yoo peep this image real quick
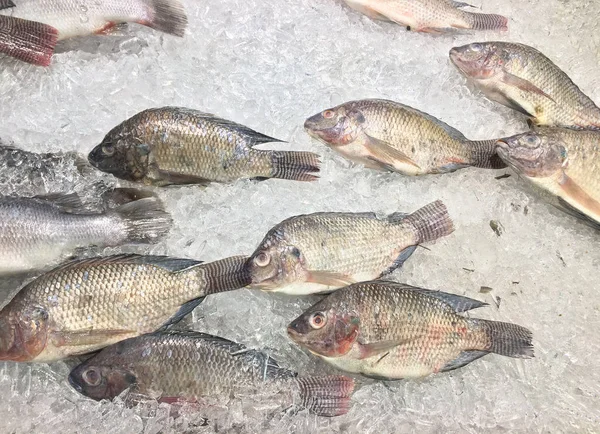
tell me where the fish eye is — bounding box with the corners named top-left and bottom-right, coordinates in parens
top-left (322, 110), bottom-right (335, 119)
top-left (254, 252), bottom-right (271, 267)
top-left (102, 143), bottom-right (116, 156)
top-left (309, 312), bottom-right (327, 330)
top-left (82, 368), bottom-right (102, 386)
top-left (471, 43), bottom-right (483, 52)
top-left (525, 135), bottom-right (539, 145)
top-left (290, 247), bottom-right (301, 258)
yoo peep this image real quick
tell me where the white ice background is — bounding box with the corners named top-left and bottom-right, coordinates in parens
top-left (0, 0), bottom-right (599, 432)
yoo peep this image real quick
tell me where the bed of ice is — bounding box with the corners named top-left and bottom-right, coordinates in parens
top-left (0, 0), bottom-right (599, 432)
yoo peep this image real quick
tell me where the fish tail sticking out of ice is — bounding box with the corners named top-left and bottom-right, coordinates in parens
top-left (401, 200), bottom-right (454, 243)
top-left (269, 151), bottom-right (321, 182)
top-left (462, 11), bottom-right (508, 31)
top-left (296, 376), bottom-right (355, 417)
top-left (140, 0), bottom-right (188, 37)
top-left (111, 197), bottom-right (172, 243)
top-left (0, 15), bottom-right (58, 66)
top-left (467, 139), bottom-right (508, 169)
top-left (469, 319), bottom-right (534, 358)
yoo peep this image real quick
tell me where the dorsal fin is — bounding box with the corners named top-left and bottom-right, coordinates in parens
top-left (47, 255), bottom-right (203, 275)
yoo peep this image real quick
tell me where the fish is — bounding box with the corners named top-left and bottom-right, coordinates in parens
top-left (0, 254), bottom-right (251, 362)
top-left (304, 99), bottom-right (506, 175)
top-left (449, 42), bottom-right (600, 129)
top-left (0, 0), bottom-right (187, 40)
top-left (288, 281), bottom-right (534, 379)
top-left (245, 200), bottom-right (454, 295)
top-left (496, 128), bottom-right (600, 228)
top-left (88, 107), bottom-right (321, 186)
top-left (68, 330), bottom-right (355, 417)
top-left (0, 15), bottom-right (57, 66)
top-left (0, 194), bottom-right (172, 275)
top-left (341, 0), bottom-right (508, 33)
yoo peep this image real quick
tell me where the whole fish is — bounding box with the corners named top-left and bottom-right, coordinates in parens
top-left (496, 128), bottom-right (600, 228)
top-left (342, 0), bottom-right (507, 33)
top-left (305, 99), bottom-right (505, 175)
top-left (89, 107), bottom-right (321, 186)
top-left (69, 331), bottom-right (355, 417)
top-left (0, 254), bottom-right (250, 362)
top-left (0, 14), bottom-right (57, 66)
top-left (288, 281), bottom-right (534, 379)
top-left (0, 0), bottom-right (187, 40)
top-left (245, 200), bottom-right (454, 295)
top-left (0, 195), bottom-right (171, 275)
top-left (450, 42), bottom-right (600, 129)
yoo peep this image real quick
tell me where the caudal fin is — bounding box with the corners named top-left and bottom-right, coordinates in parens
top-left (296, 376), bottom-right (355, 417)
top-left (467, 139), bottom-right (508, 169)
top-left (475, 319), bottom-right (534, 358)
top-left (142, 0), bottom-right (188, 37)
top-left (200, 255), bottom-right (252, 295)
top-left (113, 197), bottom-right (172, 243)
top-left (270, 151), bottom-right (321, 182)
top-left (465, 12), bottom-right (508, 31)
top-left (403, 200), bottom-right (455, 244)
top-left (0, 16), bottom-right (58, 66)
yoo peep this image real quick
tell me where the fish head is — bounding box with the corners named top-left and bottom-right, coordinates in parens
top-left (496, 132), bottom-right (567, 177)
top-left (88, 133), bottom-right (151, 182)
top-left (0, 304), bottom-right (49, 362)
top-left (68, 341), bottom-right (137, 401)
top-left (304, 103), bottom-right (366, 146)
top-left (450, 43), bottom-right (505, 80)
top-left (287, 299), bottom-right (359, 358)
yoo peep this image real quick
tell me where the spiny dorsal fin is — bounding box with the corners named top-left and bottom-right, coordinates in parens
top-left (48, 255), bottom-right (203, 275)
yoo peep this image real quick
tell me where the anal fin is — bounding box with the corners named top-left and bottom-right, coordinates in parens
top-left (439, 350), bottom-right (488, 372)
top-left (160, 297), bottom-right (205, 330)
top-left (380, 245), bottom-right (417, 276)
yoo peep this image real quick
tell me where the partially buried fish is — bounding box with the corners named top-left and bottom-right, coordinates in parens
top-left (245, 200), bottom-right (454, 295)
top-left (0, 0), bottom-right (187, 40)
top-left (0, 254), bottom-right (250, 362)
top-left (341, 0), bottom-right (508, 33)
top-left (0, 194), bottom-right (171, 275)
top-left (69, 331), bottom-right (355, 417)
top-left (288, 281), bottom-right (534, 379)
top-left (305, 99), bottom-right (506, 175)
top-left (450, 42), bottom-right (600, 129)
top-left (496, 128), bottom-right (600, 229)
top-left (0, 14), bottom-right (57, 66)
top-left (89, 107), bottom-right (321, 186)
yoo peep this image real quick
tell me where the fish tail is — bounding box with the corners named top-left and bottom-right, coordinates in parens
top-left (296, 376), bottom-right (355, 417)
top-left (403, 200), bottom-right (455, 244)
top-left (463, 12), bottom-right (508, 31)
top-left (270, 151), bottom-right (321, 182)
top-left (199, 255), bottom-right (252, 295)
top-left (140, 0), bottom-right (188, 37)
top-left (466, 139), bottom-right (508, 169)
top-left (0, 16), bottom-right (58, 66)
top-left (473, 319), bottom-right (534, 358)
top-left (112, 197), bottom-right (172, 243)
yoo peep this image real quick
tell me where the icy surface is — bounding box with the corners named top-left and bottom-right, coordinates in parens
top-left (1, 0), bottom-right (600, 432)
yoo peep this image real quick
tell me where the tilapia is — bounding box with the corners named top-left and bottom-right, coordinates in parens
top-left (0, 0), bottom-right (187, 40)
top-left (0, 14), bottom-right (57, 66)
top-left (0, 195), bottom-right (171, 275)
top-left (0, 254), bottom-right (250, 362)
top-left (342, 0), bottom-right (507, 33)
top-left (288, 281), bottom-right (534, 379)
top-left (69, 331), bottom-right (355, 417)
top-left (245, 200), bottom-right (454, 295)
top-left (305, 99), bottom-right (506, 175)
top-left (496, 128), bottom-right (600, 228)
top-left (88, 107), bottom-right (321, 186)
top-left (450, 42), bottom-right (600, 129)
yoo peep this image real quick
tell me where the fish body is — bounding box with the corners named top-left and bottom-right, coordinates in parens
top-left (0, 195), bottom-right (171, 275)
top-left (245, 201), bottom-right (454, 295)
top-left (0, 14), bottom-right (57, 65)
top-left (342, 0), bottom-right (507, 33)
top-left (288, 281), bottom-right (533, 379)
top-left (89, 107), bottom-right (320, 186)
top-left (68, 331), bottom-right (355, 417)
top-left (496, 128), bottom-right (600, 227)
top-left (0, 255), bottom-right (250, 362)
top-left (0, 0), bottom-right (187, 40)
top-left (305, 99), bottom-right (505, 175)
top-left (450, 42), bottom-right (600, 129)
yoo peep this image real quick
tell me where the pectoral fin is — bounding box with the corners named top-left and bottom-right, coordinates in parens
top-left (502, 71), bottom-right (556, 104)
top-left (358, 340), bottom-right (407, 359)
top-left (153, 168), bottom-right (212, 186)
top-left (557, 176), bottom-right (600, 228)
top-left (306, 270), bottom-right (356, 288)
top-left (50, 329), bottom-right (134, 347)
top-left (363, 135), bottom-right (421, 171)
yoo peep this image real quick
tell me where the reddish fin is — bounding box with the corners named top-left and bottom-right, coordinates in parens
top-left (0, 16), bottom-right (58, 66)
top-left (95, 22), bottom-right (129, 36)
top-left (306, 270), bottom-right (356, 287)
top-left (502, 71), bottom-right (556, 103)
top-left (296, 376), bottom-right (355, 417)
top-left (138, 0), bottom-right (188, 37)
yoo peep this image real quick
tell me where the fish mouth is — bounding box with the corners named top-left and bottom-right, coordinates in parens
top-left (68, 370), bottom-right (84, 394)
